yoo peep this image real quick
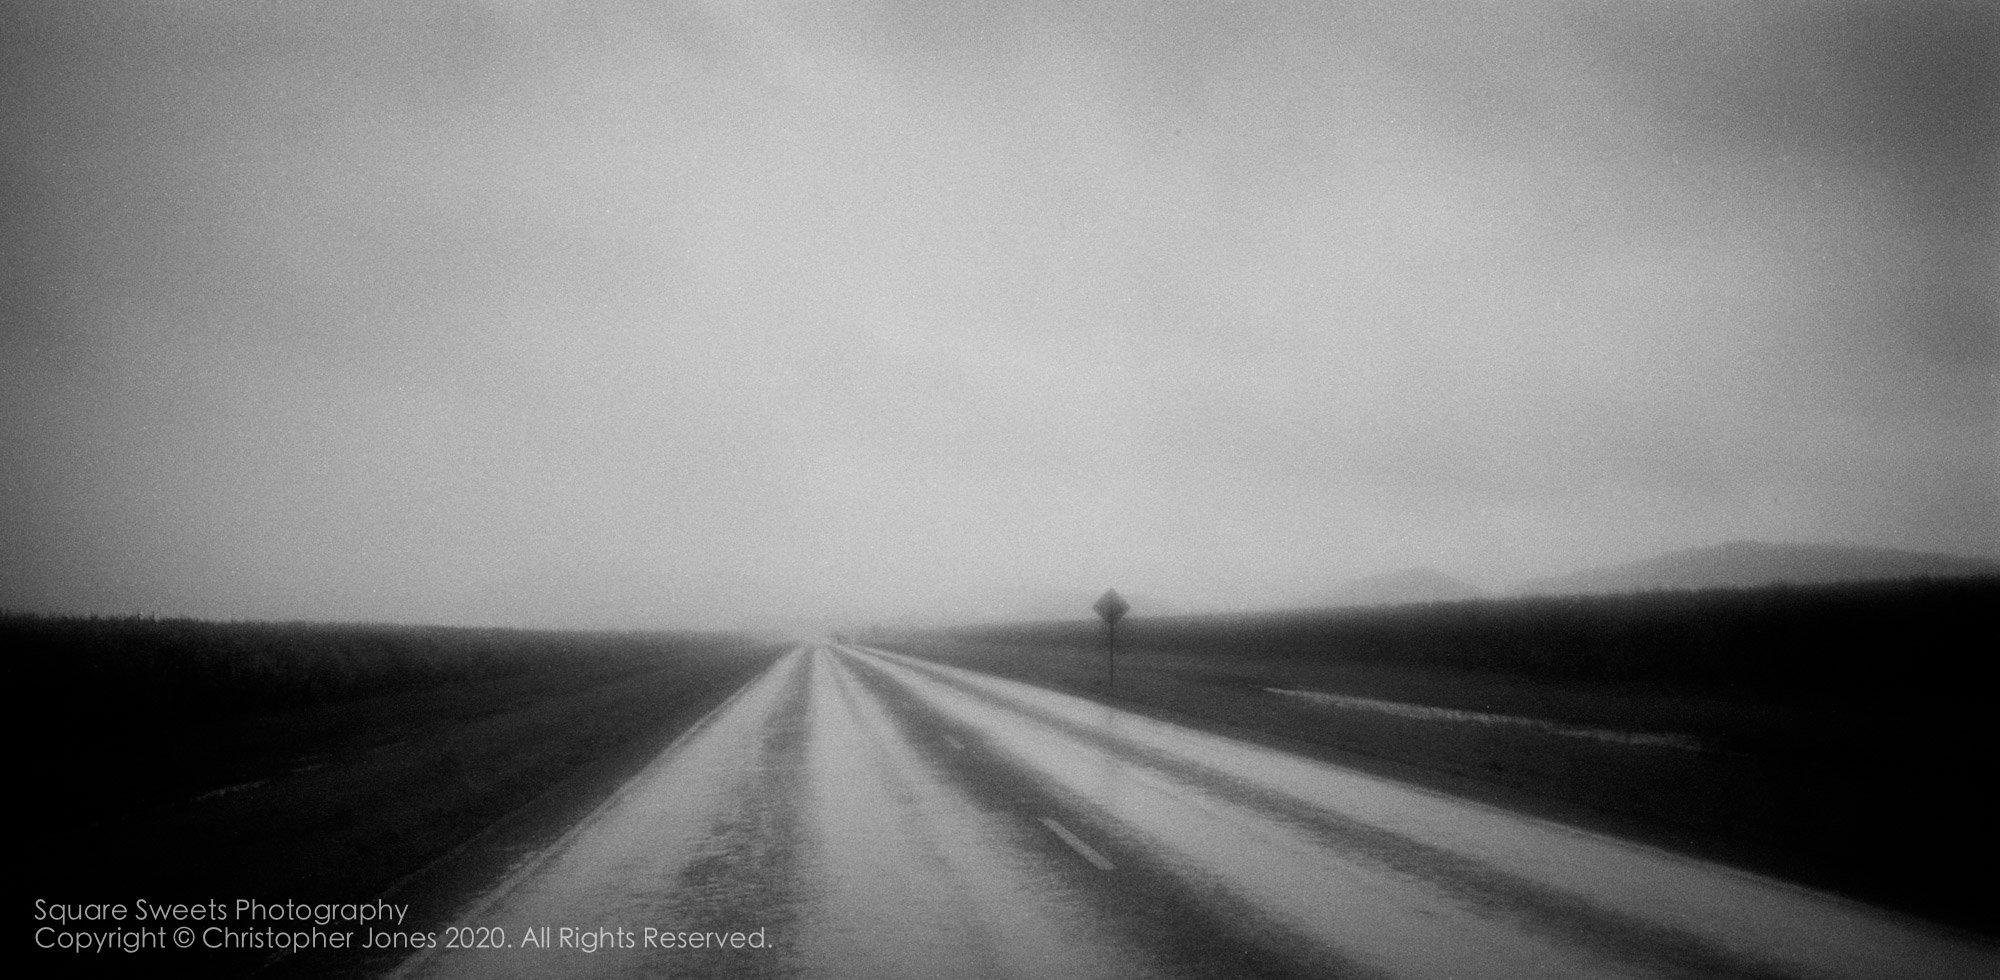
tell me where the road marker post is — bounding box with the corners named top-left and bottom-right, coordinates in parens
top-left (1093, 589), bottom-right (1129, 695)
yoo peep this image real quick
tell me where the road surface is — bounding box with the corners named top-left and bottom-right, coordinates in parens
top-left (395, 644), bottom-right (1996, 979)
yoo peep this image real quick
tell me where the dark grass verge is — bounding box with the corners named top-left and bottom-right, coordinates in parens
top-left (18, 615), bottom-right (786, 977)
top-left (301, 654), bottom-right (792, 980)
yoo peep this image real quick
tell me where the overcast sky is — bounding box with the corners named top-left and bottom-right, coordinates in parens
top-left (4, 0), bottom-right (1994, 629)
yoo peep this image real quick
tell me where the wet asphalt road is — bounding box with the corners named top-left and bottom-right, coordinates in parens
top-left (395, 645), bottom-right (1997, 979)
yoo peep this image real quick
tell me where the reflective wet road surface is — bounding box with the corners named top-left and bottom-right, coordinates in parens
top-left (395, 645), bottom-right (1997, 979)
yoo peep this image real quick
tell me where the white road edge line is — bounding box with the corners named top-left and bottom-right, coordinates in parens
top-left (1040, 817), bottom-right (1116, 870)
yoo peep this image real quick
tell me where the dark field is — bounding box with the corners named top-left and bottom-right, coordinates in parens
top-left (868, 577), bottom-right (1998, 938)
top-left (15, 615), bottom-right (783, 975)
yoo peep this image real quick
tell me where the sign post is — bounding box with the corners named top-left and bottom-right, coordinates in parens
top-left (1093, 589), bottom-right (1129, 694)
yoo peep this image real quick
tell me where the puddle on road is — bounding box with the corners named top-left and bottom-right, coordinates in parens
top-left (1263, 688), bottom-right (1705, 751)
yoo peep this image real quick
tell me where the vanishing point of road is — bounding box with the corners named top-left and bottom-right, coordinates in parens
top-left (395, 644), bottom-right (1997, 979)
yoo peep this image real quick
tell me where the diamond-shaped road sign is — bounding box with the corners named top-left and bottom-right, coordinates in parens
top-left (1093, 589), bottom-right (1129, 625)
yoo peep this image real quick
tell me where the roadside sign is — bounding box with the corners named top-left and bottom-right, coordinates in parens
top-left (1093, 589), bottom-right (1129, 624)
top-left (1094, 589), bottom-right (1128, 694)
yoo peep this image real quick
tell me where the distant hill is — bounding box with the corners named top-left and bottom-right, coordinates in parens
top-left (1308, 567), bottom-right (1485, 608)
top-left (1515, 541), bottom-right (2000, 597)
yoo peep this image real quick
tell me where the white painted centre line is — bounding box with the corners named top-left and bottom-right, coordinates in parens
top-left (1040, 818), bottom-right (1116, 870)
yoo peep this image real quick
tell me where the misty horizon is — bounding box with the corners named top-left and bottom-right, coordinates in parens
top-left (5, 1), bottom-right (1995, 632)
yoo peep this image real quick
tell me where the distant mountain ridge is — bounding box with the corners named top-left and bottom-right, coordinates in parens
top-left (1515, 541), bottom-right (2000, 597)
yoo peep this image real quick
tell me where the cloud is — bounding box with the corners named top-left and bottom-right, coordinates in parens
top-left (4, 1), bottom-right (1993, 626)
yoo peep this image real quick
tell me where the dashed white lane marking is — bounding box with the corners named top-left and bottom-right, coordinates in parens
top-left (1039, 818), bottom-right (1116, 870)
